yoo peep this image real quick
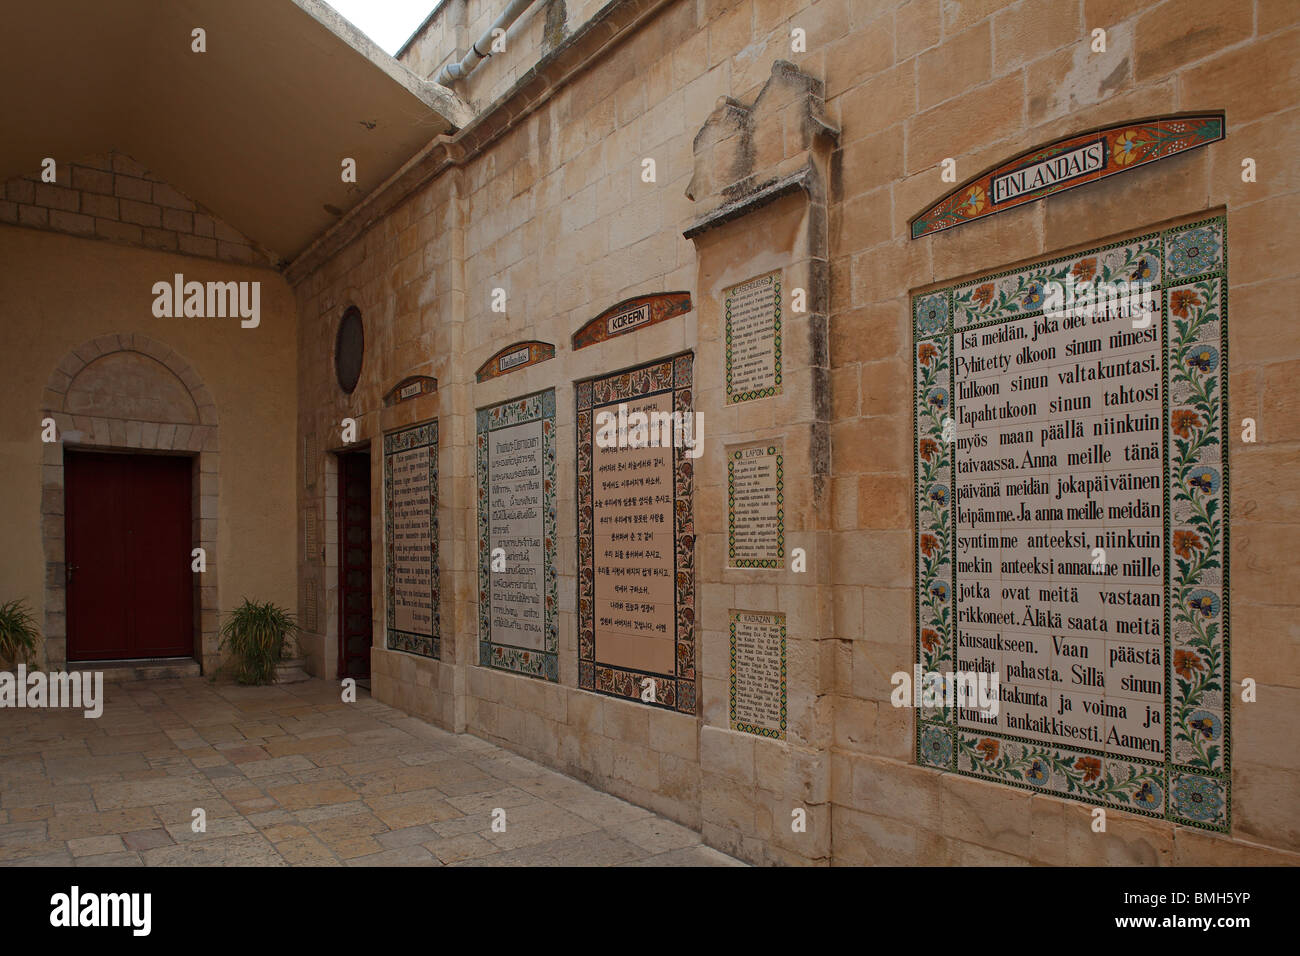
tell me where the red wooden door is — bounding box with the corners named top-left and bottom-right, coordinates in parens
top-left (338, 451), bottom-right (372, 678)
top-left (65, 451), bottom-right (194, 661)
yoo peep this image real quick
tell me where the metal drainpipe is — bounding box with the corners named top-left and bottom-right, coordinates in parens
top-left (435, 0), bottom-right (537, 86)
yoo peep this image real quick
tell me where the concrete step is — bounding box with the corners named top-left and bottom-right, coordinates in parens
top-left (275, 659), bottom-right (312, 684)
top-left (67, 658), bottom-right (202, 682)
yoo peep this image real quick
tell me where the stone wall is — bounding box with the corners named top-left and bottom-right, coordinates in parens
top-left (0, 152), bottom-right (274, 267)
top-left (398, 0), bottom-right (609, 111)
top-left (824, 0), bottom-right (1299, 865)
top-left (293, 0), bottom-right (1300, 865)
top-left (0, 225), bottom-right (298, 674)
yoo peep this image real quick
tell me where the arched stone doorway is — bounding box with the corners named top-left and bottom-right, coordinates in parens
top-left (41, 333), bottom-right (220, 671)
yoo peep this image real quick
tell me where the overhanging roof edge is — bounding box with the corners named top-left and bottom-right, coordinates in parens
top-left (291, 0), bottom-right (473, 127)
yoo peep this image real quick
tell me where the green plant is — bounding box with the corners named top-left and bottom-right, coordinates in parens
top-left (0, 599), bottom-right (40, 667)
top-left (219, 598), bottom-right (299, 685)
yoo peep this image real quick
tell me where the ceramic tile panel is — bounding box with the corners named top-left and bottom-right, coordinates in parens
top-left (912, 216), bottom-right (1229, 830)
top-left (477, 390), bottom-right (558, 681)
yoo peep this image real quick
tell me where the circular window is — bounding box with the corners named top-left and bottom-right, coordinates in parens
top-left (335, 306), bottom-right (364, 394)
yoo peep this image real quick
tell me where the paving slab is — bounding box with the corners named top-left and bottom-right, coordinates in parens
top-left (0, 677), bottom-right (742, 867)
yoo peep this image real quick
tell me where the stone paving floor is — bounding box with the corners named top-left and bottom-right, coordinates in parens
top-left (0, 677), bottom-right (743, 867)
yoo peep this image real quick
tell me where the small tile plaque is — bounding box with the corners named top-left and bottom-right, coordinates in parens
top-left (572, 292), bottom-right (692, 350)
top-left (727, 442), bottom-right (784, 568)
top-left (382, 375), bottom-right (438, 406)
top-left (729, 610), bottom-right (787, 739)
top-left (304, 509), bottom-right (317, 561)
top-left (475, 341), bottom-right (556, 381)
top-left (303, 581), bottom-right (318, 633)
top-left (724, 271), bottom-right (783, 404)
top-left (303, 433), bottom-right (318, 488)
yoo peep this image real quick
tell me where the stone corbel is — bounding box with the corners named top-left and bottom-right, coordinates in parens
top-left (683, 59), bottom-right (840, 237)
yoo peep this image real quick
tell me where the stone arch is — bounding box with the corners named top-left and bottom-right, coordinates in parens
top-left (40, 333), bottom-right (220, 672)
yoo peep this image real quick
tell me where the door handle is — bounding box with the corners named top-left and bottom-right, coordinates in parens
top-left (66, 564), bottom-right (79, 584)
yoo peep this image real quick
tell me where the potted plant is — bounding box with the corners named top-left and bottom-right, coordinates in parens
top-left (0, 598), bottom-right (40, 668)
top-left (219, 598), bottom-right (304, 685)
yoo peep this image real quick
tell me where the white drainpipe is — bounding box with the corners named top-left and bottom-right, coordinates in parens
top-left (436, 0), bottom-right (538, 86)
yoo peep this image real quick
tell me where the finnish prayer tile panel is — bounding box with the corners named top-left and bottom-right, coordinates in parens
top-left (913, 216), bottom-right (1229, 830)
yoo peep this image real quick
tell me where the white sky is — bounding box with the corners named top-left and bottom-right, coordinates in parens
top-left (324, 0), bottom-right (438, 55)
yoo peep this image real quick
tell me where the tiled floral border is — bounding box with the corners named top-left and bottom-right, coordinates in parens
top-left (913, 216), bottom-right (1229, 831)
top-left (724, 270), bottom-right (783, 404)
top-left (384, 420), bottom-right (440, 659)
top-left (576, 354), bottom-right (697, 714)
top-left (476, 390), bottom-right (558, 681)
top-left (727, 444), bottom-right (785, 568)
top-left (949, 233), bottom-right (1163, 331)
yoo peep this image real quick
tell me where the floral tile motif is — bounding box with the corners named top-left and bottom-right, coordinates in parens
top-left (913, 215), bottom-right (1229, 831)
top-left (918, 722), bottom-right (954, 769)
top-left (1165, 219), bottom-right (1225, 281)
top-left (476, 390), bottom-right (558, 682)
top-left (384, 420), bottom-right (440, 660)
top-left (951, 233), bottom-right (1161, 329)
top-left (576, 354), bottom-right (696, 714)
top-left (1170, 770), bottom-right (1229, 828)
top-left (913, 291), bottom-right (950, 339)
top-left (957, 732), bottom-right (1167, 814)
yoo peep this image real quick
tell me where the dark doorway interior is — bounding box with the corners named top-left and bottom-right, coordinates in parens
top-left (337, 449), bottom-right (373, 679)
top-left (65, 450), bottom-right (194, 661)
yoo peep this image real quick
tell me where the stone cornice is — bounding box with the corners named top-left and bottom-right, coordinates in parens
top-left (285, 0), bottom-right (676, 287)
top-left (682, 167), bottom-right (815, 240)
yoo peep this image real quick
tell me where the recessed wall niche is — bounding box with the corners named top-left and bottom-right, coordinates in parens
top-left (335, 305), bottom-right (364, 394)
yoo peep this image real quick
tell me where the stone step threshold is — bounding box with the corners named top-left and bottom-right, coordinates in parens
top-left (66, 657), bottom-right (201, 682)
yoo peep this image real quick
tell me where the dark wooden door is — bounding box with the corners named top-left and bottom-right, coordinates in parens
top-left (337, 451), bottom-right (373, 679)
top-left (65, 451), bottom-right (194, 661)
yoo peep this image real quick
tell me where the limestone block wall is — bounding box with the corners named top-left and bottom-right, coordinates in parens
top-left (398, 0), bottom-right (610, 111)
top-left (0, 152), bottom-right (274, 267)
top-left (824, 0), bottom-right (1300, 864)
top-left (0, 226), bottom-right (298, 673)
top-left (294, 0), bottom-right (1300, 865)
top-left (297, 0), bottom-right (833, 861)
top-left (294, 168), bottom-right (464, 716)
